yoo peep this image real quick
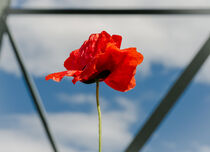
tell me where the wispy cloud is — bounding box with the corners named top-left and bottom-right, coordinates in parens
top-left (0, 129), bottom-right (52, 152)
top-left (0, 95), bottom-right (143, 152)
top-left (197, 144), bottom-right (210, 152)
top-left (1, 15), bottom-right (210, 84)
top-left (58, 93), bottom-right (96, 104)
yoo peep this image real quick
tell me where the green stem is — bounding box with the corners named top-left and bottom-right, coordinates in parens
top-left (96, 80), bottom-right (102, 152)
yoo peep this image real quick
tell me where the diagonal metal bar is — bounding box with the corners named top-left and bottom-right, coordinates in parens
top-left (125, 35), bottom-right (210, 152)
top-left (3, 21), bottom-right (59, 152)
top-left (7, 8), bottom-right (210, 15)
top-left (0, 0), bottom-right (10, 57)
top-left (0, 19), bottom-right (5, 55)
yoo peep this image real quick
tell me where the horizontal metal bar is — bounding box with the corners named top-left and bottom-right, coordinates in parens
top-left (7, 8), bottom-right (210, 15)
top-left (125, 35), bottom-right (210, 152)
top-left (4, 21), bottom-right (59, 152)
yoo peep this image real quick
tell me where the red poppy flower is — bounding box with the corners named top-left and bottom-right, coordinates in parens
top-left (46, 31), bottom-right (143, 92)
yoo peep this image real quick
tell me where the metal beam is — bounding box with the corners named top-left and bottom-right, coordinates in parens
top-left (0, 0), bottom-right (10, 56)
top-left (125, 35), bottom-right (210, 152)
top-left (7, 8), bottom-right (210, 15)
top-left (3, 21), bottom-right (59, 152)
top-left (0, 19), bottom-right (5, 55)
top-left (0, 0), bottom-right (10, 17)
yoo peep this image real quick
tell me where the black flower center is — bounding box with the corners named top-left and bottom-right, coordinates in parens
top-left (82, 70), bottom-right (111, 84)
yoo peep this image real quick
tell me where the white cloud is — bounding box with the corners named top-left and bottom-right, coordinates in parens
top-left (0, 35), bottom-right (20, 76)
top-left (57, 93), bottom-right (110, 111)
top-left (0, 115), bottom-right (75, 152)
top-left (183, 143), bottom-right (210, 152)
top-left (1, 1), bottom-right (210, 85)
top-left (195, 56), bottom-right (210, 83)
top-left (58, 93), bottom-right (103, 104)
top-left (0, 95), bottom-right (143, 152)
top-left (161, 141), bottom-right (177, 150)
top-left (142, 138), bottom-right (210, 152)
top-left (0, 129), bottom-right (52, 152)
top-left (197, 145), bottom-right (210, 152)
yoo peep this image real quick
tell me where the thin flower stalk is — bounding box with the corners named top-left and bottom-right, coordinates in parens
top-left (96, 80), bottom-right (102, 152)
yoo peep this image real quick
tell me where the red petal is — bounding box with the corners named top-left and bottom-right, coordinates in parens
top-left (46, 31), bottom-right (143, 92)
top-left (104, 44), bottom-right (143, 92)
top-left (112, 35), bottom-right (122, 48)
top-left (45, 70), bottom-right (82, 83)
top-left (64, 49), bottom-right (84, 70)
top-left (76, 43), bottom-right (143, 91)
top-left (63, 31), bottom-right (122, 71)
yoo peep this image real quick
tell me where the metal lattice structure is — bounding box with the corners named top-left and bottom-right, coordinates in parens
top-left (1, 1), bottom-right (210, 152)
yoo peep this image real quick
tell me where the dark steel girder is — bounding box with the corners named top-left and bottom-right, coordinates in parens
top-left (3, 21), bottom-right (59, 152)
top-left (125, 35), bottom-right (210, 152)
top-left (7, 8), bottom-right (210, 15)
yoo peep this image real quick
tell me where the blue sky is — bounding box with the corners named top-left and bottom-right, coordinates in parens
top-left (0, 0), bottom-right (210, 152)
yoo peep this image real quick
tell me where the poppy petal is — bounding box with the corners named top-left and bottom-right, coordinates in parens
top-left (64, 31), bottom-right (122, 71)
top-left (46, 31), bottom-right (143, 92)
top-left (76, 43), bottom-right (143, 91)
top-left (111, 35), bottom-right (122, 48)
top-left (64, 49), bottom-right (84, 70)
top-left (45, 70), bottom-right (82, 82)
top-left (104, 44), bottom-right (143, 92)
